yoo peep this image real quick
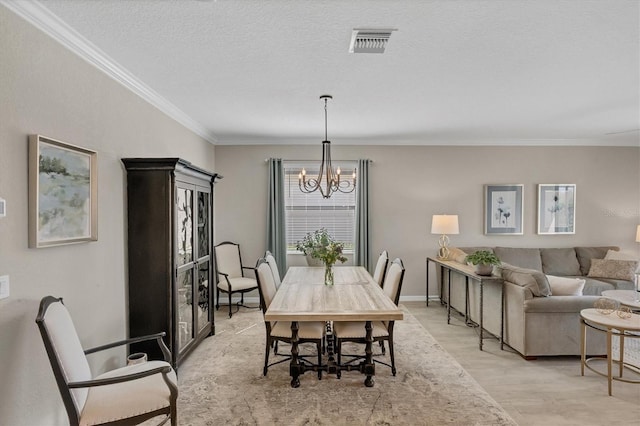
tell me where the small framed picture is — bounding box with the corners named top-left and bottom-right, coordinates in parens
top-left (484, 184), bottom-right (524, 235)
top-left (537, 184), bottom-right (576, 235)
top-left (29, 135), bottom-right (98, 248)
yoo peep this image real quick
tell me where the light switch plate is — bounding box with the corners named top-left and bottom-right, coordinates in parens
top-left (0, 275), bottom-right (9, 299)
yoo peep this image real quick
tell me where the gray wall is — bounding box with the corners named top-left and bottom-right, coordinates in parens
top-left (214, 144), bottom-right (640, 302)
top-left (0, 7), bottom-right (215, 425)
top-left (2, 3), bottom-right (639, 425)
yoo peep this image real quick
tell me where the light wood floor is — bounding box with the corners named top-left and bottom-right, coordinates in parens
top-left (404, 301), bottom-right (640, 426)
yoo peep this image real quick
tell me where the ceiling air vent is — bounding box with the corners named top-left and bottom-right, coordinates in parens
top-left (349, 28), bottom-right (397, 54)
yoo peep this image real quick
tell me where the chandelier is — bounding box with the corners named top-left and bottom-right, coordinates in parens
top-left (298, 95), bottom-right (356, 198)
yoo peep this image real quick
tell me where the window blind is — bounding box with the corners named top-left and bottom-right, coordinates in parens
top-left (284, 161), bottom-right (357, 251)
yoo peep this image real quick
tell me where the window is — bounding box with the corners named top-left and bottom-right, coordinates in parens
top-left (284, 160), bottom-right (357, 252)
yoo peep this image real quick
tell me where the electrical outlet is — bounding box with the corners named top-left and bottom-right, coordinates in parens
top-left (0, 275), bottom-right (9, 299)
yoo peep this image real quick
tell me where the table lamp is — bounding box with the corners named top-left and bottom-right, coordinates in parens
top-left (431, 214), bottom-right (459, 260)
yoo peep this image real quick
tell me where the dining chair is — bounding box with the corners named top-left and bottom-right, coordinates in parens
top-left (264, 250), bottom-right (282, 289)
top-left (254, 259), bottom-right (325, 379)
top-left (214, 241), bottom-right (259, 318)
top-left (36, 296), bottom-right (178, 426)
top-left (372, 250), bottom-right (389, 287)
top-left (333, 258), bottom-right (405, 376)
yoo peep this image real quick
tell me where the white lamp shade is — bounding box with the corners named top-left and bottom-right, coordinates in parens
top-left (431, 215), bottom-right (459, 235)
top-left (636, 225), bottom-right (640, 242)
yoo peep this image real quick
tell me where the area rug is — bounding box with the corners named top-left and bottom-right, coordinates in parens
top-left (176, 307), bottom-right (517, 425)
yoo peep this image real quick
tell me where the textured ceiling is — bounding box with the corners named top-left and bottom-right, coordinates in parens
top-left (14, 0), bottom-right (640, 145)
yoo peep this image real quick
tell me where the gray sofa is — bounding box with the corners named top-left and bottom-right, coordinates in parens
top-left (445, 246), bottom-right (635, 358)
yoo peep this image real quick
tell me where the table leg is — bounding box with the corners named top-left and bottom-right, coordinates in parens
top-left (464, 277), bottom-right (469, 324)
top-left (619, 334), bottom-right (625, 378)
top-left (580, 319), bottom-right (586, 376)
top-left (500, 282), bottom-right (504, 350)
top-left (364, 320), bottom-right (375, 387)
top-left (479, 280), bottom-right (484, 351)
top-left (425, 258), bottom-right (430, 306)
top-left (607, 329), bottom-right (612, 396)
top-left (447, 269), bottom-right (452, 324)
top-left (290, 321), bottom-right (301, 388)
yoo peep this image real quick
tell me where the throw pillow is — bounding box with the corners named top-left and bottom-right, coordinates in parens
top-left (574, 246), bottom-right (619, 275)
top-left (447, 247), bottom-right (468, 264)
top-left (587, 259), bottom-right (638, 281)
top-left (500, 263), bottom-right (551, 297)
top-left (546, 275), bottom-right (586, 296)
top-left (604, 249), bottom-right (637, 261)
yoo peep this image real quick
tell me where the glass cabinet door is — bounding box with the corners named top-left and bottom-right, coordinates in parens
top-left (177, 269), bottom-right (194, 351)
top-left (177, 188), bottom-right (193, 266)
top-left (176, 185), bottom-right (195, 353)
top-left (195, 189), bottom-right (211, 334)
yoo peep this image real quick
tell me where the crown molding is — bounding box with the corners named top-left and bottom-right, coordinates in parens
top-left (2, 0), bottom-right (218, 144)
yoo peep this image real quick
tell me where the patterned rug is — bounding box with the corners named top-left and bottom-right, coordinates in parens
top-left (175, 307), bottom-right (517, 425)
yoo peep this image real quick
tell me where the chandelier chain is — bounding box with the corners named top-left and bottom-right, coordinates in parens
top-left (298, 95), bottom-right (356, 199)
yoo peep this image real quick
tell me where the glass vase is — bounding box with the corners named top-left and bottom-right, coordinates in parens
top-left (324, 263), bottom-right (334, 286)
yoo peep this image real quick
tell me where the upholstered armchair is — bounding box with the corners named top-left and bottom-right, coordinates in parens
top-left (372, 250), bottom-right (389, 287)
top-left (255, 259), bottom-right (325, 379)
top-left (214, 241), bottom-right (259, 318)
top-left (333, 258), bottom-right (405, 376)
top-left (265, 250), bottom-right (282, 289)
top-left (35, 296), bottom-right (178, 426)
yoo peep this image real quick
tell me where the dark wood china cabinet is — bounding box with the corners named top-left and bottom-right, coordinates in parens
top-left (122, 158), bottom-right (221, 368)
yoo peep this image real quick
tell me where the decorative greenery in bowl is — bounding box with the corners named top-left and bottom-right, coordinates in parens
top-left (296, 228), bottom-right (347, 284)
top-left (465, 250), bottom-right (501, 276)
top-left (296, 228), bottom-right (347, 266)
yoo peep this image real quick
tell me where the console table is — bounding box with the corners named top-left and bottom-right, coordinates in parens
top-left (426, 257), bottom-right (503, 351)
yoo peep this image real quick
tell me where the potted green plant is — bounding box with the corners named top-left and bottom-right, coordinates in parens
top-left (296, 228), bottom-right (347, 285)
top-left (465, 250), bottom-right (501, 276)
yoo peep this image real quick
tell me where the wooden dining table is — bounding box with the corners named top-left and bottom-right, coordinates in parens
top-left (264, 266), bottom-right (404, 387)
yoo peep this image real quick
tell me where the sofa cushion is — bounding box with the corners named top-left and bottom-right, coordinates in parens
top-left (524, 295), bottom-right (601, 313)
top-left (494, 247), bottom-right (542, 271)
top-left (574, 246), bottom-right (619, 275)
top-left (540, 248), bottom-right (581, 276)
top-left (501, 263), bottom-right (551, 297)
top-left (580, 277), bottom-right (616, 295)
top-left (458, 247), bottom-right (494, 255)
top-left (546, 275), bottom-right (585, 296)
top-left (588, 258), bottom-right (638, 281)
top-left (604, 249), bottom-right (638, 261)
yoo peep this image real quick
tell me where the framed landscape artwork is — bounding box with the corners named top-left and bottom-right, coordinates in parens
top-left (484, 184), bottom-right (524, 235)
top-left (537, 184), bottom-right (576, 235)
top-left (28, 135), bottom-right (98, 248)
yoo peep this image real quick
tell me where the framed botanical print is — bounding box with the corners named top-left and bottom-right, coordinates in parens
top-left (537, 184), bottom-right (576, 235)
top-left (484, 184), bottom-right (524, 235)
top-left (29, 135), bottom-right (98, 248)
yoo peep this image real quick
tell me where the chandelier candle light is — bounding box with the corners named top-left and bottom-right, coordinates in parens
top-left (431, 214), bottom-right (459, 260)
top-left (298, 95), bottom-right (356, 198)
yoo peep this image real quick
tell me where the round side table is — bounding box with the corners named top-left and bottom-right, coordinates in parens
top-left (601, 290), bottom-right (640, 310)
top-left (580, 308), bottom-right (640, 396)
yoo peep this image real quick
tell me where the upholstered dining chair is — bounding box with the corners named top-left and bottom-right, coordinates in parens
top-left (372, 250), bottom-right (389, 287)
top-left (36, 296), bottom-right (178, 426)
top-left (264, 250), bottom-right (282, 289)
top-left (333, 258), bottom-right (405, 376)
top-left (214, 241), bottom-right (259, 318)
top-left (254, 259), bottom-right (325, 379)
